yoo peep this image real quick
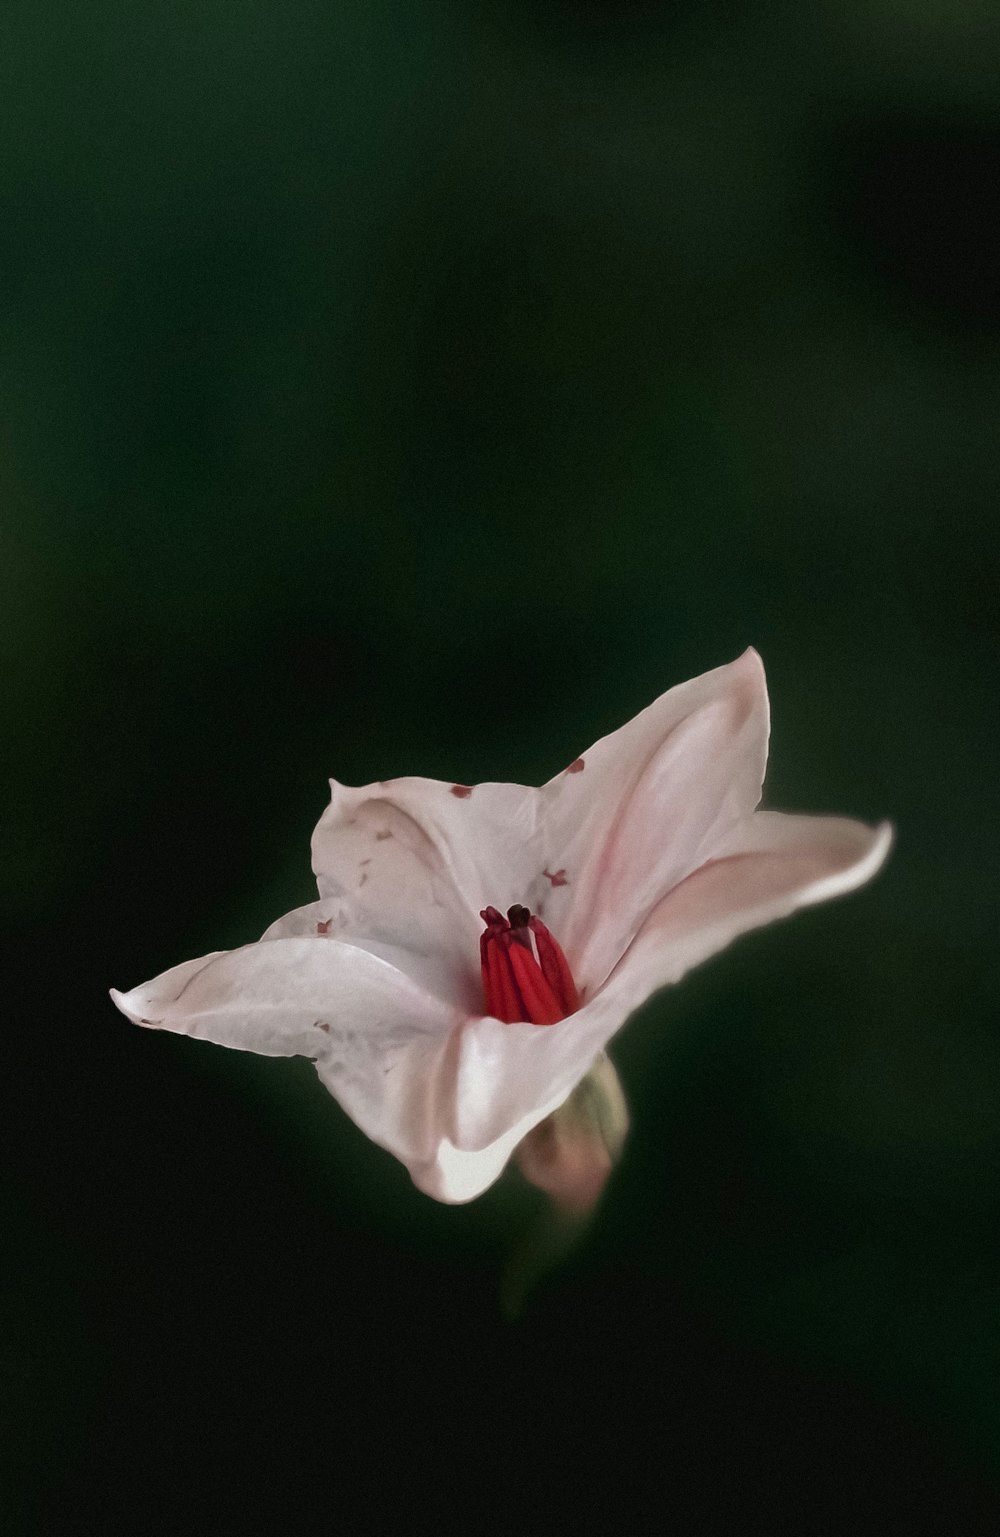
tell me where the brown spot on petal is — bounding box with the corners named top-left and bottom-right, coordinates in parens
top-left (313, 1020), bottom-right (331, 1033)
top-left (450, 784), bottom-right (473, 798)
top-left (315, 919), bottom-right (333, 935)
top-left (359, 857), bottom-right (372, 866)
top-left (566, 757), bottom-right (585, 774)
top-left (358, 872), bottom-right (368, 886)
top-left (138, 1018), bottom-right (161, 1026)
top-left (543, 867), bottom-right (568, 888)
top-left (376, 829), bottom-right (392, 841)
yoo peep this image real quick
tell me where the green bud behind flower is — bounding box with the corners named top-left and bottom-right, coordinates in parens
top-left (514, 1053), bottom-right (629, 1217)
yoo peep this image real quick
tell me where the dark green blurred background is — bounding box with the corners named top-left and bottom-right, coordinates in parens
top-left (4, 1), bottom-right (999, 1531)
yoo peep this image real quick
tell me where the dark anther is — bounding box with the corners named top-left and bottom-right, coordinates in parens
top-left (506, 904), bottom-right (532, 948)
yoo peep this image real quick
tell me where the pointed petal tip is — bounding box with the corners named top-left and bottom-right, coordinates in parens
top-left (732, 644), bottom-right (768, 707)
top-left (784, 812), bottom-right (894, 907)
top-left (109, 985), bottom-right (159, 1029)
top-left (866, 818), bottom-right (895, 877)
top-left (682, 646), bottom-right (767, 714)
top-left (793, 814), bottom-right (894, 912)
top-left (732, 645), bottom-right (767, 693)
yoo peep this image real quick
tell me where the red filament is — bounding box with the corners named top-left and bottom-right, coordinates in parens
top-left (479, 905), bottom-right (580, 1026)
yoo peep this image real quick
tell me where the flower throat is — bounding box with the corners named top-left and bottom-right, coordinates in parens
top-left (479, 905), bottom-right (580, 1026)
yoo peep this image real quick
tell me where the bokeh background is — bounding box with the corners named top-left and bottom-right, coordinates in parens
top-left (4, 1), bottom-right (999, 1531)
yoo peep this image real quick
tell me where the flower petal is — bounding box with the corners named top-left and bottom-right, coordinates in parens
top-left (309, 777), bottom-right (545, 1006)
top-left (612, 811), bottom-right (895, 1002)
top-left (406, 1117), bottom-right (547, 1204)
top-left (447, 812), bottom-right (891, 1154)
top-left (112, 937), bottom-right (461, 1172)
top-left (260, 898), bottom-right (472, 1010)
top-left (538, 649), bottom-right (770, 994)
top-left (111, 936), bottom-right (573, 1205)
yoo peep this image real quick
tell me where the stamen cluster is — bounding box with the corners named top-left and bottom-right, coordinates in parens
top-left (479, 905), bottom-right (580, 1026)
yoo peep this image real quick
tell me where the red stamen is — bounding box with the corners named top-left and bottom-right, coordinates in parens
top-left (480, 916), bottom-right (499, 999)
top-left (529, 916), bottom-right (581, 1015)
top-left (487, 934), bottom-right (524, 1023)
top-left (479, 903), bottom-right (580, 1028)
top-left (507, 942), bottom-right (564, 1025)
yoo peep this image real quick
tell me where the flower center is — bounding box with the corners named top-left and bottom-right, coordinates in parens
top-left (479, 905), bottom-right (580, 1026)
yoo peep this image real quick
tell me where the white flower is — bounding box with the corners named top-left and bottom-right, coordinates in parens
top-left (111, 651), bottom-right (891, 1204)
